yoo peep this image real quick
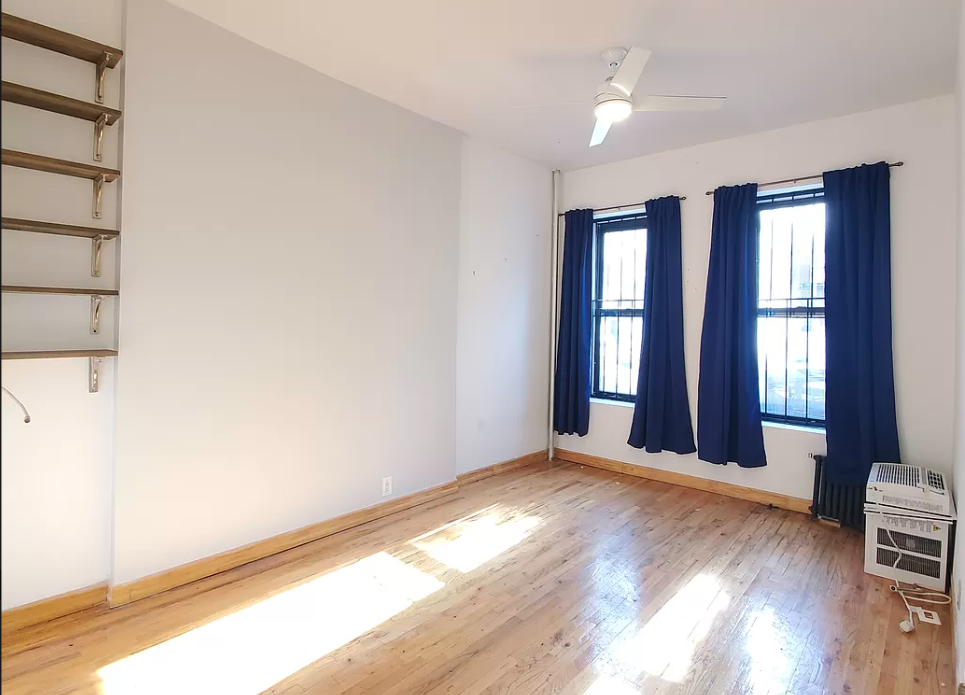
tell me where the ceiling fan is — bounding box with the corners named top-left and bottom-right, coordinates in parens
top-left (589, 47), bottom-right (726, 147)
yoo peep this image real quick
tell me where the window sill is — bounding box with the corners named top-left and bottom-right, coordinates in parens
top-left (762, 420), bottom-right (825, 435)
top-left (590, 397), bottom-right (635, 409)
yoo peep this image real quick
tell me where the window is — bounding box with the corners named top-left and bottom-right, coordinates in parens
top-left (757, 187), bottom-right (826, 427)
top-left (592, 213), bottom-right (647, 402)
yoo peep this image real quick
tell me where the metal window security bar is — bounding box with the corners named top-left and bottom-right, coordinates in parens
top-left (757, 187), bottom-right (826, 426)
top-left (592, 212), bottom-right (648, 402)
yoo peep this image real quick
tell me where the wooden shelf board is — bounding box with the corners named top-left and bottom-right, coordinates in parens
top-left (1, 217), bottom-right (118, 239)
top-left (1, 13), bottom-right (122, 67)
top-left (1, 82), bottom-right (121, 124)
top-left (2, 349), bottom-right (117, 360)
top-left (1, 149), bottom-right (119, 181)
top-left (2, 285), bottom-right (118, 296)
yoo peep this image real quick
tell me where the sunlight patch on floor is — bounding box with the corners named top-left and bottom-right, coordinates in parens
top-left (583, 573), bottom-right (730, 693)
top-left (412, 505), bottom-right (541, 572)
top-left (582, 675), bottom-right (642, 695)
top-left (746, 607), bottom-right (791, 694)
top-left (98, 552), bottom-right (443, 695)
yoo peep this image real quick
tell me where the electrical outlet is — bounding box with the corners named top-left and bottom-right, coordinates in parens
top-left (382, 476), bottom-right (392, 497)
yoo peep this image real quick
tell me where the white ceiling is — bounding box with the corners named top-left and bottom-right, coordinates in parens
top-left (168, 0), bottom-right (959, 171)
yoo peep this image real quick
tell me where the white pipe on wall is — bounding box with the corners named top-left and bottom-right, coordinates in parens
top-left (547, 170), bottom-right (561, 460)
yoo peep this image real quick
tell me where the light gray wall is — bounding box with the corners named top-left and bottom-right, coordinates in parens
top-left (114, 0), bottom-right (462, 584)
top-left (456, 136), bottom-right (551, 474)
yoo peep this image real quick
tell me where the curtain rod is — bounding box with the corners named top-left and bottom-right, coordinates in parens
top-left (703, 161), bottom-right (904, 196)
top-left (556, 196), bottom-right (687, 218)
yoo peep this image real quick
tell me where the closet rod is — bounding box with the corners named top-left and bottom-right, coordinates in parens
top-left (556, 196), bottom-right (686, 218)
top-left (703, 161), bottom-right (904, 196)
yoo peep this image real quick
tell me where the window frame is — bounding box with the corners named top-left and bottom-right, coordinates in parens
top-left (591, 212), bottom-right (648, 403)
top-left (756, 186), bottom-right (827, 428)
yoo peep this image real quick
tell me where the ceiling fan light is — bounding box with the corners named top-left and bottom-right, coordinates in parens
top-left (594, 98), bottom-right (632, 122)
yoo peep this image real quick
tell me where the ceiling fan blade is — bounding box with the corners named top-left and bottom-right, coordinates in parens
top-left (633, 95), bottom-right (726, 111)
top-left (610, 47), bottom-right (651, 97)
top-left (589, 118), bottom-right (612, 147)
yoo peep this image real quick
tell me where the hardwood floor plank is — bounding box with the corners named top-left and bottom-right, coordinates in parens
top-left (0, 462), bottom-right (952, 694)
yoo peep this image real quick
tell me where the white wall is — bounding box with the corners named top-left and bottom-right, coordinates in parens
top-left (952, 0), bottom-right (965, 683)
top-left (112, 0), bottom-right (462, 585)
top-left (558, 96), bottom-right (958, 500)
top-left (456, 137), bottom-right (551, 474)
top-left (0, 0), bottom-right (121, 609)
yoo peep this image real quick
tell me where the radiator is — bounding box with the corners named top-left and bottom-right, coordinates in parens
top-left (811, 454), bottom-right (865, 532)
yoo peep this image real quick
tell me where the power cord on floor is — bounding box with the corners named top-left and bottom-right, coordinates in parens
top-left (882, 521), bottom-right (950, 634)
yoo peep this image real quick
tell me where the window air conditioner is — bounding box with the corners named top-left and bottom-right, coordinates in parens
top-left (864, 463), bottom-right (955, 593)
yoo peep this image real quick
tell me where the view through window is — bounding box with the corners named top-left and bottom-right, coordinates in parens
top-left (592, 213), bottom-right (647, 402)
top-left (757, 188), bottom-right (826, 426)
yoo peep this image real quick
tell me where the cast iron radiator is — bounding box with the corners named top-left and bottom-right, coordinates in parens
top-left (810, 454), bottom-right (865, 532)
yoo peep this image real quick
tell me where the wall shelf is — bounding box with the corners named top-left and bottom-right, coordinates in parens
top-left (1, 82), bottom-right (121, 124)
top-left (1, 13), bottom-right (123, 67)
top-left (2, 285), bottom-right (118, 296)
top-left (1, 149), bottom-right (118, 181)
top-left (1, 349), bottom-right (117, 360)
top-left (2, 149), bottom-right (120, 219)
top-left (2, 286), bottom-right (116, 338)
top-left (1, 216), bottom-right (118, 239)
top-left (1, 218), bottom-right (117, 278)
top-left (2, 349), bottom-right (117, 389)
top-left (2, 81), bottom-right (121, 161)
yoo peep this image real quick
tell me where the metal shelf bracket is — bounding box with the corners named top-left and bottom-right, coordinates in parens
top-left (89, 294), bottom-right (102, 334)
top-left (93, 112), bottom-right (107, 161)
top-left (90, 235), bottom-right (105, 277)
top-left (92, 173), bottom-right (105, 219)
top-left (88, 356), bottom-right (102, 392)
top-left (95, 52), bottom-right (111, 104)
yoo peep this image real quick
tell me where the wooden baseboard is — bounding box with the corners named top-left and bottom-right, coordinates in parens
top-left (109, 480), bottom-right (460, 608)
top-left (456, 449), bottom-right (549, 485)
top-left (554, 449), bottom-right (812, 515)
top-left (1, 582), bottom-right (108, 635)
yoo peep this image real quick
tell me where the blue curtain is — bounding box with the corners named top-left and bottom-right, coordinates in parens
top-left (824, 162), bottom-right (900, 485)
top-left (554, 209), bottom-right (594, 436)
top-left (628, 196), bottom-right (696, 454)
top-left (697, 184), bottom-right (767, 468)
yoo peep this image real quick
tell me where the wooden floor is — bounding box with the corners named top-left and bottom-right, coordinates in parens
top-left (1, 462), bottom-right (954, 694)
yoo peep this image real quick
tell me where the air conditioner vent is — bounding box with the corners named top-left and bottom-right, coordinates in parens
top-left (927, 470), bottom-right (946, 492)
top-left (876, 528), bottom-right (942, 559)
top-left (875, 463), bottom-right (920, 487)
top-left (876, 548), bottom-right (941, 579)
